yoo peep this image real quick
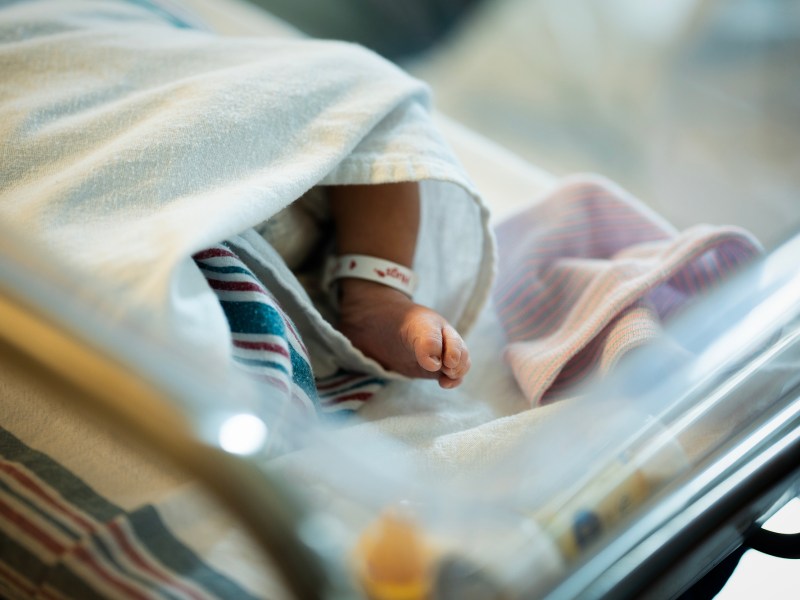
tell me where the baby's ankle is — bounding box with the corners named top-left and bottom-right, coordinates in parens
top-left (337, 278), bottom-right (411, 307)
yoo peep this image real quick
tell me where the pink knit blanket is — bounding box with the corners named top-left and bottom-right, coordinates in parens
top-left (493, 176), bottom-right (762, 406)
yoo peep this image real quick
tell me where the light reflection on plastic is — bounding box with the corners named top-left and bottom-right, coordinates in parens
top-left (687, 272), bottom-right (800, 383)
top-left (218, 414), bottom-right (268, 455)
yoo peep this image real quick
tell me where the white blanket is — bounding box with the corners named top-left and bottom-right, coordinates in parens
top-left (0, 0), bottom-right (493, 380)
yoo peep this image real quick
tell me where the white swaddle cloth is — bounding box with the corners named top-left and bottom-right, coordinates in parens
top-left (0, 0), bottom-right (494, 382)
top-left (254, 188), bottom-right (330, 271)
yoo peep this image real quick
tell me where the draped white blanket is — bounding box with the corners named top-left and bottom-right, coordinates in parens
top-left (0, 0), bottom-right (493, 380)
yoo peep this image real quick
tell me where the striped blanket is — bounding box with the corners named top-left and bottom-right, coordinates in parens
top-left (193, 244), bottom-right (386, 417)
top-left (0, 428), bottom-right (262, 600)
top-left (494, 176), bottom-right (761, 405)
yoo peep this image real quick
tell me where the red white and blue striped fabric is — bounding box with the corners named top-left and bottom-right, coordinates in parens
top-left (315, 371), bottom-right (387, 413)
top-left (493, 176), bottom-right (762, 406)
top-left (193, 244), bottom-right (384, 417)
top-left (0, 428), bottom-right (261, 600)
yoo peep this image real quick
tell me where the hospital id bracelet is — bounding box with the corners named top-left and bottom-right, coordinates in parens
top-left (324, 254), bottom-right (418, 297)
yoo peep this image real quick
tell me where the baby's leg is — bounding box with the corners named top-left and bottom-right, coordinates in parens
top-left (329, 182), bottom-right (470, 388)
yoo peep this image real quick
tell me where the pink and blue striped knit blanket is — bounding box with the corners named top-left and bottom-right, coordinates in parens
top-left (493, 176), bottom-right (761, 406)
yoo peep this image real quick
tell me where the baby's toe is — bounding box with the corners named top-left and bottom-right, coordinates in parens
top-left (442, 331), bottom-right (462, 370)
top-left (438, 372), bottom-right (463, 389)
top-left (442, 325), bottom-right (470, 379)
top-left (410, 320), bottom-right (444, 373)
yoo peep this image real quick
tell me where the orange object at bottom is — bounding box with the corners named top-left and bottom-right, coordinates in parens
top-left (354, 509), bottom-right (436, 600)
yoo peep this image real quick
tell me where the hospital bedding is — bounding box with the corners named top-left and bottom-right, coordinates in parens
top-left (492, 176), bottom-right (759, 406)
top-left (1, 0), bottom-right (796, 598)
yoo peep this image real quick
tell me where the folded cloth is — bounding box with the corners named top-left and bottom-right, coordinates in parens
top-left (493, 176), bottom-right (762, 406)
top-left (0, 0), bottom-right (493, 383)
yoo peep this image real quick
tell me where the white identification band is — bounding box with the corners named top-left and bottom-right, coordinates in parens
top-left (324, 254), bottom-right (418, 297)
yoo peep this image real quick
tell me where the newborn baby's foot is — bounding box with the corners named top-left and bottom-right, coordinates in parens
top-left (336, 279), bottom-right (470, 388)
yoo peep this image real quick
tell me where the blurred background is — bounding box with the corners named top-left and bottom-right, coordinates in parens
top-left (249, 0), bottom-right (799, 251)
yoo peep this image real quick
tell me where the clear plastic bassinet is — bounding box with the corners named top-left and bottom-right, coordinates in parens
top-left (1, 215), bottom-right (799, 599)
